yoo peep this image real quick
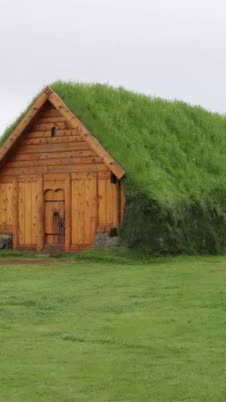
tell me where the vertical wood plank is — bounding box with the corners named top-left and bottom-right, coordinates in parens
top-left (31, 181), bottom-right (38, 245)
top-left (98, 178), bottom-right (106, 226)
top-left (0, 184), bottom-right (2, 224)
top-left (65, 174), bottom-right (71, 252)
top-left (12, 179), bottom-right (18, 249)
top-left (0, 184), bottom-right (7, 224)
top-left (85, 178), bottom-right (91, 244)
top-left (106, 179), bottom-right (113, 225)
top-left (18, 182), bottom-right (25, 245)
top-left (91, 175), bottom-right (97, 243)
top-left (120, 181), bottom-right (126, 223)
top-left (37, 175), bottom-right (44, 251)
top-left (112, 181), bottom-right (119, 227)
top-left (25, 182), bottom-right (32, 244)
top-left (5, 184), bottom-right (9, 225)
top-left (72, 179), bottom-right (80, 245)
top-left (71, 174), bottom-right (97, 248)
top-left (85, 177), bottom-right (96, 244)
top-left (79, 180), bottom-right (86, 244)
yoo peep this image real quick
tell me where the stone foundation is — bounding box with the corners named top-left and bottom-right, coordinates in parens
top-left (0, 234), bottom-right (13, 249)
top-left (94, 233), bottom-right (121, 249)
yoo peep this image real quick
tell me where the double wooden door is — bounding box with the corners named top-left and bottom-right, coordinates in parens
top-left (17, 172), bottom-right (98, 252)
top-left (16, 175), bottom-right (68, 251)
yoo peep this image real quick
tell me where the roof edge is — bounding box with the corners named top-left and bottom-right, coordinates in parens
top-left (0, 90), bottom-right (48, 164)
top-left (0, 86), bottom-right (126, 180)
top-left (47, 86), bottom-right (125, 180)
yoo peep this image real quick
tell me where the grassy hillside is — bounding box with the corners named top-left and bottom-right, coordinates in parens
top-left (2, 82), bottom-right (226, 253)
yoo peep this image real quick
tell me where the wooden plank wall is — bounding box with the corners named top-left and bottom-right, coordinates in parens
top-left (71, 172), bottom-right (122, 249)
top-left (0, 101), bottom-right (125, 251)
top-left (0, 179), bottom-right (14, 233)
top-left (44, 188), bottom-right (65, 246)
top-left (97, 171), bottom-right (119, 232)
top-left (0, 101), bottom-right (106, 176)
top-left (18, 177), bottom-right (39, 247)
top-left (71, 173), bottom-right (97, 250)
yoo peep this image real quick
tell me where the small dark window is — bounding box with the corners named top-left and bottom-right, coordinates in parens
top-left (111, 173), bottom-right (117, 184)
top-left (51, 127), bottom-right (57, 137)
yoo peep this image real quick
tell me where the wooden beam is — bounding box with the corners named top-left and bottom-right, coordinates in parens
top-left (6, 156), bottom-right (102, 168)
top-left (65, 174), bottom-right (71, 252)
top-left (22, 136), bottom-right (85, 145)
top-left (37, 175), bottom-right (44, 251)
top-left (1, 163), bottom-right (107, 177)
top-left (14, 142), bottom-right (90, 154)
top-left (24, 129), bottom-right (80, 139)
top-left (0, 91), bottom-right (48, 164)
top-left (12, 178), bottom-right (18, 249)
top-left (120, 181), bottom-right (126, 223)
top-left (14, 150), bottom-right (96, 161)
top-left (32, 122), bottom-right (67, 131)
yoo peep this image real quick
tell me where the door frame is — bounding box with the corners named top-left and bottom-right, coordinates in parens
top-left (44, 187), bottom-right (65, 248)
top-left (41, 173), bottom-right (71, 252)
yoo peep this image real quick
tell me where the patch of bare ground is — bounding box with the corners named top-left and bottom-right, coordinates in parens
top-left (0, 258), bottom-right (70, 266)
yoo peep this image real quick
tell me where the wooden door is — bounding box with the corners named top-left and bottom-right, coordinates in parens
top-left (71, 173), bottom-right (97, 250)
top-left (44, 188), bottom-right (65, 249)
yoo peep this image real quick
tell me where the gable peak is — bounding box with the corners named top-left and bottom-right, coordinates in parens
top-left (44, 86), bottom-right (53, 97)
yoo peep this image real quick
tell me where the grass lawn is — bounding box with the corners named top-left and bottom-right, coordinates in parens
top-left (1, 252), bottom-right (226, 401)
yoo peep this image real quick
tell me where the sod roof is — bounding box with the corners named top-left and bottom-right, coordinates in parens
top-left (1, 81), bottom-right (226, 207)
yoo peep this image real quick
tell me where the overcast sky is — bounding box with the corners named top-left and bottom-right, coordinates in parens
top-left (0, 0), bottom-right (226, 134)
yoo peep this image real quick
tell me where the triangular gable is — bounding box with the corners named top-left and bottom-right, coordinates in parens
top-left (0, 91), bottom-right (48, 165)
top-left (0, 87), bottom-right (125, 180)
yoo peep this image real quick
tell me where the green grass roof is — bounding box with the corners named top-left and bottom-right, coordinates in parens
top-left (1, 81), bottom-right (226, 207)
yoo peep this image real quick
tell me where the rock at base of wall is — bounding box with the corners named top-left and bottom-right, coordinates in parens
top-left (0, 234), bottom-right (13, 249)
top-left (94, 233), bottom-right (121, 249)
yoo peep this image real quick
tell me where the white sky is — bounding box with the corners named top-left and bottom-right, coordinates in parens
top-left (0, 0), bottom-right (226, 134)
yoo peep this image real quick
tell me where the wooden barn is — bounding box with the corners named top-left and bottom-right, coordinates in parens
top-left (0, 87), bottom-right (126, 252)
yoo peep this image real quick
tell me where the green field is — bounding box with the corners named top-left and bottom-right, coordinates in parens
top-left (1, 252), bottom-right (226, 401)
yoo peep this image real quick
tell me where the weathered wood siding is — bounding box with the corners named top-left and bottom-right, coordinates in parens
top-left (71, 172), bottom-right (97, 250)
top-left (18, 178), bottom-right (39, 248)
top-left (0, 101), bottom-right (125, 251)
top-left (1, 101), bottom-right (105, 176)
top-left (0, 179), bottom-right (14, 233)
